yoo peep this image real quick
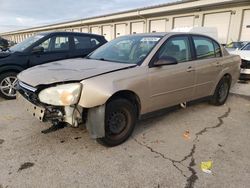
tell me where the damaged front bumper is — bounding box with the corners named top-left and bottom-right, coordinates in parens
top-left (17, 92), bottom-right (82, 126)
top-left (17, 81), bottom-right (82, 127)
top-left (17, 81), bottom-right (105, 138)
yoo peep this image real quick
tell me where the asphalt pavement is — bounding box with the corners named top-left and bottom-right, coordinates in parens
top-left (0, 82), bottom-right (249, 188)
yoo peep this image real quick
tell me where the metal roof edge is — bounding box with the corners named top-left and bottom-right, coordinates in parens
top-left (1, 0), bottom-right (249, 35)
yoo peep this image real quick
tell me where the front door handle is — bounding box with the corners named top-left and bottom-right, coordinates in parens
top-left (187, 66), bottom-right (195, 72)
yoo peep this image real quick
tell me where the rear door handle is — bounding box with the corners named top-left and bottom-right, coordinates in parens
top-left (187, 66), bottom-right (195, 72)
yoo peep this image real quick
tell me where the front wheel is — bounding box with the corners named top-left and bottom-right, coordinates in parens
top-left (0, 72), bottom-right (18, 100)
top-left (210, 76), bottom-right (231, 106)
top-left (97, 98), bottom-right (137, 147)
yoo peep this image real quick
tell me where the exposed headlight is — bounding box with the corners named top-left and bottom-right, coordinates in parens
top-left (39, 83), bottom-right (82, 106)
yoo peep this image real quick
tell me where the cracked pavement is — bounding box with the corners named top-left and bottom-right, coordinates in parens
top-left (0, 84), bottom-right (250, 187)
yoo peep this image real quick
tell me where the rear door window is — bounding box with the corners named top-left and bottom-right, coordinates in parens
top-left (90, 38), bottom-right (100, 47)
top-left (192, 36), bottom-right (216, 59)
top-left (74, 36), bottom-right (101, 50)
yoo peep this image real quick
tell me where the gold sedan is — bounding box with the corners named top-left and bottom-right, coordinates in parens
top-left (17, 32), bottom-right (241, 146)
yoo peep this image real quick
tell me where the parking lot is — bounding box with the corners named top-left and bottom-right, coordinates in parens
top-left (0, 82), bottom-right (249, 188)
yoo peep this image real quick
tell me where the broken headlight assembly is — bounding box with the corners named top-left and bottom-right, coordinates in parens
top-left (38, 83), bottom-right (82, 106)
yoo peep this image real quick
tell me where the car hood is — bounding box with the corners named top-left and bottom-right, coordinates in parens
top-left (230, 50), bottom-right (250, 61)
top-left (18, 58), bottom-right (136, 87)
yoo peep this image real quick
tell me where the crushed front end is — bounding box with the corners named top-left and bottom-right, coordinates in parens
top-left (17, 81), bottom-right (83, 127)
top-left (240, 59), bottom-right (250, 80)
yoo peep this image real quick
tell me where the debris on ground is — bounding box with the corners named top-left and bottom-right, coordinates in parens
top-left (183, 130), bottom-right (191, 140)
top-left (18, 162), bottom-right (34, 172)
top-left (201, 161), bottom-right (213, 174)
top-left (0, 139), bottom-right (4, 145)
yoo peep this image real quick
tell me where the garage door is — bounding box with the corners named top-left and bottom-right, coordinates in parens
top-left (91, 27), bottom-right (99, 34)
top-left (150, 19), bottom-right (166, 33)
top-left (131, 22), bottom-right (144, 34)
top-left (203, 12), bottom-right (231, 44)
top-left (102, 25), bottom-right (112, 41)
top-left (72, 28), bottom-right (80, 32)
top-left (81, 27), bottom-right (89, 33)
top-left (240, 10), bottom-right (250, 41)
top-left (115, 23), bottom-right (126, 38)
top-left (173, 16), bottom-right (194, 29)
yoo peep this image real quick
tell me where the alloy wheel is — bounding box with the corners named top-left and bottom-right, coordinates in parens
top-left (0, 76), bottom-right (18, 98)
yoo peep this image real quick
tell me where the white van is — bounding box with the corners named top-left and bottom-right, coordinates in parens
top-left (172, 27), bottom-right (218, 41)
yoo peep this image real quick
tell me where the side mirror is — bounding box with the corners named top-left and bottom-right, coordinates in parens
top-left (154, 56), bottom-right (178, 67)
top-left (32, 46), bottom-right (44, 54)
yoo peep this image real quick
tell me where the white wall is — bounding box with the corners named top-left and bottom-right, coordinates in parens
top-left (4, 4), bottom-right (250, 44)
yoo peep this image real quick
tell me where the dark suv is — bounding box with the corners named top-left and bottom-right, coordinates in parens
top-left (0, 32), bottom-right (107, 99)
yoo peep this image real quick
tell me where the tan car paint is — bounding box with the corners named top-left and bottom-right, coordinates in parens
top-left (79, 66), bottom-right (150, 113)
top-left (18, 33), bottom-right (241, 117)
top-left (78, 34), bottom-right (240, 115)
top-left (78, 55), bottom-right (240, 115)
top-left (17, 58), bottom-right (136, 87)
top-left (79, 57), bottom-right (240, 116)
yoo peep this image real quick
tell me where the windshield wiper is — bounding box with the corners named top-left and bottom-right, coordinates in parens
top-left (87, 57), bottom-right (109, 61)
top-left (98, 58), bottom-right (107, 61)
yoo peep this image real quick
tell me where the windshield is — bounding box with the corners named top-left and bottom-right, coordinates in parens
top-left (241, 43), bottom-right (250, 51)
top-left (226, 42), bottom-right (245, 49)
top-left (10, 35), bottom-right (45, 52)
top-left (88, 35), bottom-right (162, 64)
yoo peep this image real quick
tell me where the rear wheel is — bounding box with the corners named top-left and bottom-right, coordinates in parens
top-left (210, 76), bottom-right (231, 106)
top-left (97, 98), bottom-right (137, 147)
top-left (0, 72), bottom-right (18, 100)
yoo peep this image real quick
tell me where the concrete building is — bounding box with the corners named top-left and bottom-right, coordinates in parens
top-left (1, 0), bottom-right (250, 44)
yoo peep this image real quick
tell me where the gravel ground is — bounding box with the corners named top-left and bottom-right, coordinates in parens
top-left (0, 82), bottom-right (250, 188)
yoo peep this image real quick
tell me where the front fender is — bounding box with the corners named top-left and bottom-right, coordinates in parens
top-left (78, 66), bottom-right (148, 111)
top-left (78, 78), bottom-right (114, 108)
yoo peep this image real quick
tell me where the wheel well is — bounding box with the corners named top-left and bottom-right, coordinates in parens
top-left (107, 90), bottom-right (141, 117)
top-left (0, 69), bottom-right (20, 75)
top-left (223, 73), bottom-right (232, 85)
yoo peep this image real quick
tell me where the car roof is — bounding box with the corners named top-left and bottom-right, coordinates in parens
top-left (38, 31), bottom-right (104, 38)
top-left (130, 32), bottom-right (169, 37)
top-left (121, 32), bottom-right (217, 37)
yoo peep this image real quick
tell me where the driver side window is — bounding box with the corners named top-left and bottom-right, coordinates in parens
top-left (36, 36), bottom-right (69, 52)
top-left (38, 38), bottom-right (51, 52)
top-left (158, 36), bottom-right (191, 63)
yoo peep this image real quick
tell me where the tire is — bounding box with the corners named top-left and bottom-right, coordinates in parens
top-left (97, 98), bottom-right (137, 147)
top-left (210, 76), bottom-right (231, 106)
top-left (0, 72), bottom-right (18, 100)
